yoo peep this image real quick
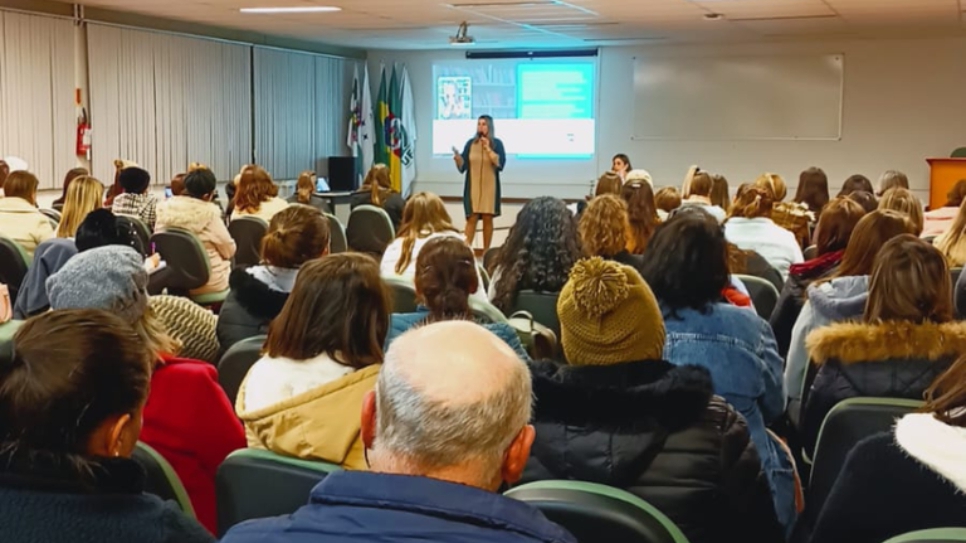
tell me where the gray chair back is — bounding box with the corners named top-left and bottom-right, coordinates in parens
top-left (115, 215), bottom-right (151, 254)
top-left (325, 213), bottom-right (348, 254)
top-left (150, 228), bottom-right (211, 293)
top-left (734, 274), bottom-right (779, 320)
top-left (346, 205), bottom-right (395, 256)
top-left (217, 335), bottom-right (266, 407)
top-left (383, 275), bottom-right (419, 313)
top-left (228, 217), bottom-right (268, 268)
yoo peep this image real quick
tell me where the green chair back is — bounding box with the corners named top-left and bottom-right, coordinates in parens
top-left (470, 296), bottom-right (508, 324)
top-left (383, 275), bottom-right (419, 313)
top-left (506, 480), bottom-right (690, 543)
top-left (510, 290), bottom-right (562, 341)
top-left (115, 214), bottom-right (152, 254)
top-left (216, 448), bottom-right (340, 536)
top-left (884, 528), bottom-right (966, 543)
top-left (132, 441), bottom-right (196, 518)
top-left (217, 335), bottom-right (266, 407)
top-left (0, 235), bottom-right (30, 307)
top-left (323, 213), bottom-right (348, 253)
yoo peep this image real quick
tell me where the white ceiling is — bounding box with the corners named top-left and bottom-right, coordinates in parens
top-left (69, 0), bottom-right (966, 50)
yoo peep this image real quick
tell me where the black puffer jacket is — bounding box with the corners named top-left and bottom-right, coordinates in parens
top-left (216, 268), bottom-right (289, 357)
top-left (522, 359), bottom-right (783, 543)
top-left (801, 319), bottom-right (966, 456)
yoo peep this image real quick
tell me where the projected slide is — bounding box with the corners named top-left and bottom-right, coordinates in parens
top-left (432, 61), bottom-right (596, 158)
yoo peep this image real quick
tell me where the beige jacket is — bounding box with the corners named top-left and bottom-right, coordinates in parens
top-left (236, 364), bottom-right (380, 470)
top-left (156, 196), bottom-right (235, 294)
top-left (0, 197), bottom-right (54, 259)
top-left (935, 231), bottom-right (966, 267)
top-left (233, 197), bottom-right (289, 224)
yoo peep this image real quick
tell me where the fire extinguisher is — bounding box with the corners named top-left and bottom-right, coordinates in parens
top-left (76, 108), bottom-right (92, 160)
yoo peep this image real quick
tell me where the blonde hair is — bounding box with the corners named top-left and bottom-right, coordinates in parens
top-left (136, 305), bottom-right (182, 358)
top-left (363, 164), bottom-right (393, 206)
top-left (394, 192), bottom-right (457, 274)
top-left (580, 194), bottom-right (630, 258)
top-left (57, 176), bottom-right (105, 238)
top-left (754, 173), bottom-right (787, 201)
top-left (728, 185), bottom-right (774, 220)
top-left (878, 187), bottom-right (924, 235)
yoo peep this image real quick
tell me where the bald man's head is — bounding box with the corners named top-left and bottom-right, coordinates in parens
top-left (366, 321), bottom-right (533, 490)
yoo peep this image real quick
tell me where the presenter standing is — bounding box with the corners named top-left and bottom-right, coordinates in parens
top-left (454, 115), bottom-right (505, 252)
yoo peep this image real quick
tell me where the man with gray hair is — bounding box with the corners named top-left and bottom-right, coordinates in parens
top-left (222, 321), bottom-right (575, 543)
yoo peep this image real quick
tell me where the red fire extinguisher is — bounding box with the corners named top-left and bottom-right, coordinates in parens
top-left (76, 108), bottom-right (92, 160)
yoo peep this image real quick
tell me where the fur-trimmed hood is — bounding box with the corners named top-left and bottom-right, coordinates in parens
top-left (156, 195), bottom-right (221, 231)
top-left (228, 268), bottom-right (290, 320)
top-left (807, 320), bottom-right (966, 365)
top-left (895, 413), bottom-right (966, 493)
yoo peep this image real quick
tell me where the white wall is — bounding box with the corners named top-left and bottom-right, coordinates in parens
top-left (370, 36), bottom-right (966, 204)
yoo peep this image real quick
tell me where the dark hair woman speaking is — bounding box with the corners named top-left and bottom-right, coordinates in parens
top-left (453, 115), bottom-right (506, 253)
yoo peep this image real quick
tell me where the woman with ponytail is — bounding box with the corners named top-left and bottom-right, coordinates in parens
top-left (286, 171), bottom-right (332, 214)
top-left (350, 164), bottom-right (405, 231)
top-left (218, 206), bottom-right (330, 355)
top-left (724, 184), bottom-right (803, 280)
top-left (384, 235), bottom-right (529, 359)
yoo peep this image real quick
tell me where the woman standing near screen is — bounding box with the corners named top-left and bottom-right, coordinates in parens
top-left (454, 115), bottom-right (506, 252)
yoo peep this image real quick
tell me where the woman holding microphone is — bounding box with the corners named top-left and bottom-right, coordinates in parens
top-left (453, 115), bottom-right (506, 252)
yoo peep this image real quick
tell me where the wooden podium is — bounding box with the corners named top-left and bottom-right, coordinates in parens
top-left (927, 158), bottom-right (966, 210)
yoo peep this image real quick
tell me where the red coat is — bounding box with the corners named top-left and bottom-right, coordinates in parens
top-left (141, 355), bottom-right (245, 534)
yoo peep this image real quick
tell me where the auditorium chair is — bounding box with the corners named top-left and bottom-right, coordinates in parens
top-left (346, 205), bottom-right (394, 256)
top-left (217, 335), bottom-right (265, 407)
top-left (510, 290), bottom-right (562, 342)
top-left (324, 213), bottom-right (348, 253)
top-left (884, 528), bottom-right (966, 543)
top-left (115, 214), bottom-right (151, 254)
top-left (0, 235), bottom-right (30, 307)
top-left (808, 397), bottom-right (923, 513)
top-left (506, 481), bottom-right (690, 543)
top-left (383, 275), bottom-right (419, 313)
top-left (216, 448), bottom-right (339, 536)
top-left (132, 441), bottom-right (196, 517)
top-left (734, 274), bottom-right (780, 320)
top-left (228, 216), bottom-right (268, 268)
top-left (150, 228), bottom-right (229, 305)
top-left (39, 208), bottom-right (61, 229)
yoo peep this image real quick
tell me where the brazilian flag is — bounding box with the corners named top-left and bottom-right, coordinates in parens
top-left (388, 66), bottom-right (402, 192)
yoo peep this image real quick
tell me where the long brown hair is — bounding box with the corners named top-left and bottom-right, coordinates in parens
top-left (415, 236), bottom-right (478, 322)
top-left (4, 171), bottom-right (39, 206)
top-left (260, 205), bottom-right (330, 268)
top-left (393, 192), bottom-right (457, 274)
top-left (945, 180), bottom-right (966, 208)
top-left (580, 194), bottom-right (630, 258)
top-left (688, 172), bottom-right (713, 198)
top-left (922, 353), bottom-right (966, 426)
top-left (362, 164), bottom-right (393, 206)
top-left (727, 185), bottom-right (774, 220)
top-left (594, 172), bottom-right (622, 197)
top-left (710, 174), bottom-right (731, 213)
top-left (264, 254), bottom-right (390, 368)
top-left (878, 187), bottom-right (924, 235)
top-left (812, 197), bottom-right (866, 256)
top-left (295, 171), bottom-right (315, 205)
top-left (820, 210), bottom-right (917, 283)
top-left (622, 181), bottom-right (660, 254)
top-left (654, 187), bottom-right (682, 213)
top-left (235, 165), bottom-right (279, 213)
top-left (864, 234), bottom-right (953, 324)
top-left (795, 167), bottom-right (830, 214)
top-left (935, 198), bottom-right (966, 264)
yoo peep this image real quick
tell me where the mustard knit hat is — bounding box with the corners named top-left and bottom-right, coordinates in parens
top-left (557, 257), bottom-right (666, 365)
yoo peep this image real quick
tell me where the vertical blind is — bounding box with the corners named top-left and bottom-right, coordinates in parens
top-left (88, 24), bottom-right (252, 184)
top-left (0, 11), bottom-right (76, 190)
top-left (253, 47), bottom-right (354, 180)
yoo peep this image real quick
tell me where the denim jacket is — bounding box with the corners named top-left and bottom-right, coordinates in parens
top-left (661, 302), bottom-right (795, 534)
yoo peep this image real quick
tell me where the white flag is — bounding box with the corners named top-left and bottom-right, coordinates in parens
top-left (347, 64), bottom-right (376, 186)
top-left (347, 65), bottom-right (360, 153)
top-left (400, 66), bottom-right (418, 197)
top-left (360, 63), bottom-right (375, 184)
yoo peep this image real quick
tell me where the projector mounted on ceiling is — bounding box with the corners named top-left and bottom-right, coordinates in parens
top-left (450, 21), bottom-right (475, 46)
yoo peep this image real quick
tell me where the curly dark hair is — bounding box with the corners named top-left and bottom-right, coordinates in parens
top-left (640, 208), bottom-right (729, 317)
top-left (489, 197), bottom-right (581, 312)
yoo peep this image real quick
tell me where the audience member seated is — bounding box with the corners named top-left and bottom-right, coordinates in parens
top-left (579, 194), bottom-right (644, 269)
top-left (218, 205), bottom-right (330, 355)
top-left (654, 186), bottom-right (682, 220)
top-left (222, 320), bottom-right (575, 543)
top-left (785, 210), bottom-right (918, 423)
top-left (236, 254), bottom-right (388, 469)
top-left (170, 172), bottom-right (186, 197)
top-left (386, 236), bottom-right (529, 360)
top-left (836, 173), bottom-right (874, 197)
top-left (380, 192), bottom-right (486, 302)
top-left (725, 185), bottom-right (804, 280)
top-left (57, 175), bottom-right (106, 239)
top-left (770, 197), bottom-right (866, 356)
top-left (794, 167), bottom-right (830, 219)
top-left (0, 158), bottom-right (8, 194)
top-left (808, 354), bottom-right (966, 543)
top-left (802, 235), bottom-right (966, 457)
top-left (879, 187), bottom-right (924, 235)
top-left (640, 209), bottom-right (796, 533)
top-left (877, 169), bottom-right (910, 197)
top-left (151, 295), bottom-right (220, 365)
top-left (231, 165), bottom-right (289, 224)
top-left (924, 180), bottom-right (966, 238)
top-left (760, 172), bottom-right (812, 249)
top-left (111, 167), bottom-right (158, 230)
top-left (523, 257), bottom-right (783, 543)
top-left (488, 196), bottom-right (582, 313)
top-left (156, 167), bottom-right (236, 296)
top-left (286, 170), bottom-right (333, 214)
top-left (710, 173), bottom-right (731, 214)
top-left (847, 189), bottom-right (878, 213)
top-left (104, 159), bottom-right (138, 207)
top-left (46, 245), bottom-right (245, 533)
top-left (933, 195), bottom-right (966, 267)
top-left (622, 179), bottom-right (661, 253)
top-left (350, 164), bottom-right (405, 231)
top-left (51, 167), bottom-right (89, 210)
top-left (0, 171), bottom-right (54, 257)
top-left (593, 171), bottom-right (622, 197)
top-left (680, 171), bottom-right (726, 222)
top-left (0, 310), bottom-right (214, 543)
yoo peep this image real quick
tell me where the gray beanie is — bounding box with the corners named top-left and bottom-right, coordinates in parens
top-left (47, 245), bottom-right (148, 324)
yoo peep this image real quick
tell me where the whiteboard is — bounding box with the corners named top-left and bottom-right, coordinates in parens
top-left (632, 54), bottom-right (844, 141)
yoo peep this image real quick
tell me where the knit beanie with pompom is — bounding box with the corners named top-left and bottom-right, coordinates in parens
top-left (557, 257), bottom-right (665, 365)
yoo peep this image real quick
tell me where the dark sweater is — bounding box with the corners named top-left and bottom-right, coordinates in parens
top-left (769, 251), bottom-right (842, 357)
top-left (0, 449), bottom-right (214, 543)
top-left (216, 268), bottom-right (289, 357)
